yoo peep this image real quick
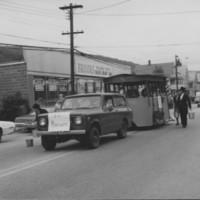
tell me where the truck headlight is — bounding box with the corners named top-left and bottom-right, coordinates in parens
top-left (39, 118), bottom-right (46, 126)
top-left (74, 116), bottom-right (82, 125)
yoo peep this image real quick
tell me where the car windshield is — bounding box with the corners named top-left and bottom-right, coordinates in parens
top-left (61, 96), bottom-right (101, 110)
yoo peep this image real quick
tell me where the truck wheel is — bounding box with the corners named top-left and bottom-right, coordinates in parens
top-left (87, 126), bottom-right (100, 149)
top-left (117, 120), bottom-right (128, 139)
top-left (41, 135), bottom-right (56, 151)
top-left (27, 128), bottom-right (33, 133)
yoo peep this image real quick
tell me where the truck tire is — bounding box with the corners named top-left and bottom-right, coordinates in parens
top-left (41, 135), bottom-right (56, 151)
top-left (87, 126), bottom-right (100, 149)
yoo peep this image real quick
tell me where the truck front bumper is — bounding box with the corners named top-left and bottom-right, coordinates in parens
top-left (33, 130), bottom-right (86, 137)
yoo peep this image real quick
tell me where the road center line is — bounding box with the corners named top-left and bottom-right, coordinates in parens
top-left (0, 151), bottom-right (77, 179)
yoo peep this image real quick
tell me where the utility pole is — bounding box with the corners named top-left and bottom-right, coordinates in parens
top-left (175, 55), bottom-right (182, 91)
top-left (59, 4), bottom-right (83, 95)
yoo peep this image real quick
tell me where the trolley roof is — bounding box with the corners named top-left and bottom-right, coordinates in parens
top-left (104, 74), bottom-right (166, 84)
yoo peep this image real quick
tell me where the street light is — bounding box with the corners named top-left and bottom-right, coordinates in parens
top-left (175, 55), bottom-right (182, 91)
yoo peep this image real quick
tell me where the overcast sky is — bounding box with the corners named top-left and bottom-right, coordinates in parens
top-left (0, 0), bottom-right (200, 70)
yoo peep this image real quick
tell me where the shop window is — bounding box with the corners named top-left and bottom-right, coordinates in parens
top-left (77, 79), bottom-right (86, 94)
top-left (33, 77), bottom-right (46, 102)
top-left (58, 79), bottom-right (68, 97)
top-left (33, 76), bottom-right (68, 107)
top-left (95, 81), bottom-right (101, 93)
top-left (87, 80), bottom-right (94, 93)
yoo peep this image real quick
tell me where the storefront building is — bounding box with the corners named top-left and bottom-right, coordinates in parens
top-left (22, 49), bottom-right (132, 107)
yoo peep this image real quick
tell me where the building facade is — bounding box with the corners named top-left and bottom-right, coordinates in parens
top-left (0, 48), bottom-right (133, 107)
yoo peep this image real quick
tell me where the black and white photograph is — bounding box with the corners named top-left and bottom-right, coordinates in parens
top-left (0, 0), bottom-right (200, 199)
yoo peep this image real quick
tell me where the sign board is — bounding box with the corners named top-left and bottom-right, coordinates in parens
top-left (48, 112), bottom-right (70, 132)
top-left (133, 62), bottom-right (174, 77)
top-left (76, 62), bottom-right (112, 77)
top-left (75, 55), bottom-right (114, 77)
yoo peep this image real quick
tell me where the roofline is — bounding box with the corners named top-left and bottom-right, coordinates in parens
top-left (0, 61), bottom-right (25, 67)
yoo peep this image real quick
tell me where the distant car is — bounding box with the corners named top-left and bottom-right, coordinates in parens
top-left (34, 93), bottom-right (133, 150)
top-left (0, 121), bottom-right (15, 142)
top-left (194, 97), bottom-right (200, 104)
top-left (15, 107), bottom-right (54, 132)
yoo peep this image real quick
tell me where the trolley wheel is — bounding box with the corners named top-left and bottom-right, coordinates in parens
top-left (41, 135), bottom-right (56, 151)
top-left (27, 128), bottom-right (33, 133)
top-left (117, 120), bottom-right (128, 139)
top-left (87, 126), bottom-right (100, 149)
top-left (0, 128), bottom-right (2, 143)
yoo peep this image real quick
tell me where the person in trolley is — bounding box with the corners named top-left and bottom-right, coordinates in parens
top-left (173, 90), bottom-right (181, 125)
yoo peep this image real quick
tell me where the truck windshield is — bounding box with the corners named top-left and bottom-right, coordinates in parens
top-left (61, 96), bottom-right (101, 110)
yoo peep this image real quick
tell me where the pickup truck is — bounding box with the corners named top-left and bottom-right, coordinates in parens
top-left (34, 93), bottom-right (133, 150)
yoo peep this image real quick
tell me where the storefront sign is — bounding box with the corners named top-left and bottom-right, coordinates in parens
top-left (76, 63), bottom-right (112, 77)
top-left (59, 85), bottom-right (67, 92)
top-left (48, 78), bottom-right (58, 91)
top-left (48, 112), bottom-right (70, 132)
top-left (35, 85), bottom-right (44, 91)
top-left (34, 78), bottom-right (45, 91)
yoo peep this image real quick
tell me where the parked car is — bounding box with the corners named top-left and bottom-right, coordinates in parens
top-left (34, 93), bottom-right (133, 150)
top-left (15, 107), bottom-right (54, 132)
top-left (0, 121), bottom-right (15, 142)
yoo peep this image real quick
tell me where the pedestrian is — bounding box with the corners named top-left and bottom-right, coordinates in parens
top-left (177, 87), bottom-right (192, 128)
top-left (54, 93), bottom-right (64, 111)
top-left (32, 103), bottom-right (48, 122)
top-left (173, 90), bottom-right (181, 125)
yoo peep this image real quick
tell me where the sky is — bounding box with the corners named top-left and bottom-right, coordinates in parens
top-left (0, 0), bottom-right (200, 70)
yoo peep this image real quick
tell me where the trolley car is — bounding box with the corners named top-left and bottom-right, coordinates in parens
top-left (104, 74), bottom-right (170, 128)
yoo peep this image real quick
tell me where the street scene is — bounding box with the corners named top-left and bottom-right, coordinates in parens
top-left (1, 1), bottom-right (200, 200)
top-left (0, 106), bottom-right (200, 199)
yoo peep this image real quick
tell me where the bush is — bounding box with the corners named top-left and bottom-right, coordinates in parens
top-left (0, 92), bottom-right (31, 121)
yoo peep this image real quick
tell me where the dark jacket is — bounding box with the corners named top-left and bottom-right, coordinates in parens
top-left (177, 93), bottom-right (191, 113)
top-left (35, 108), bottom-right (48, 121)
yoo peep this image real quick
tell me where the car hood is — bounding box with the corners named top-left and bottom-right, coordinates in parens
top-left (39, 108), bottom-right (103, 117)
top-left (15, 115), bottom-right (35, 121)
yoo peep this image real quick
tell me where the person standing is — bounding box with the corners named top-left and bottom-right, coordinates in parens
top-left (173, 90), bottom-right (181, 125)
top-left (54, 94), bottom-right (64, 111)
top-left (32, 103), bottom-right (48, 122)
top-left (177, 87), bottom-right (192, 128)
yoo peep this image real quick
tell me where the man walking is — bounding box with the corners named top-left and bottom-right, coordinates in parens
top-left (177, 87), bottom-right (192, 128)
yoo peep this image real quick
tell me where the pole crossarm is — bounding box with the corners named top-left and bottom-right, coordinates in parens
top-left (59, 5), bottom-right (83, 10)
top-left (62, 31), bottom-right (84, 35)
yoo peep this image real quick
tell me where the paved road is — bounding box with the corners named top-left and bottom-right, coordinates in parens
top-left (0, 106), bottom-right (200, 199)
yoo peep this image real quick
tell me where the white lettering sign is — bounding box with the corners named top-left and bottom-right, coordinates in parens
top-left (77, 63), bottom-right (112, 77)
top-left (48, 112), bottom-right (70, 132)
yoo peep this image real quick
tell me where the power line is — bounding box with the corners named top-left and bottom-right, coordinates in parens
top-left (0, 33), bottom-right (70, 47)
top-left (0, 4), bottom-right (63, 19)
top-left (0, 0), bottom-right (61, 16)
top-left (74, 49), bottom-right (133, 70)
top-left (0, 16), bottom-right (64, 32)
top-left (77, 42), bottom-right (200, 49)
top-left (76, 10), bottom-right (200, 16)
top-left (76, 0), bottom-right (130, 14)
